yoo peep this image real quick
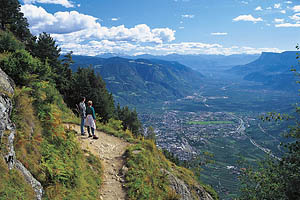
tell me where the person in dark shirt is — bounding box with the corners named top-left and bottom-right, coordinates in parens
top-left (85, 100), bottom-right (98, 139)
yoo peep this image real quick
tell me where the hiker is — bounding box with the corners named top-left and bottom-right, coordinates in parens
top-left (79, 96), bottom-right (86, 135)
top-left (85, 100), bottom-right (98, 139)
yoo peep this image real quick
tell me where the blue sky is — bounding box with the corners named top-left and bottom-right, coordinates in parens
top-left (20, 0), bottom-right (300, 55)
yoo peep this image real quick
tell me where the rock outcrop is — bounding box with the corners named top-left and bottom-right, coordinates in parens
top-left (163, 170), bottom-right (214, 200)
top-left (0, 68), bottom-right (15, 169)
top-left (0, 68), bottom-right (43, 200)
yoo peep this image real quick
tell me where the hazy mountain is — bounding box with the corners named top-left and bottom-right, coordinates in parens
top-left (228, 51), bottom-right (299, 90)
top-left (71, 56), bottom-right (204, 105)
top-left (96, 53), bottom-right (260, 73)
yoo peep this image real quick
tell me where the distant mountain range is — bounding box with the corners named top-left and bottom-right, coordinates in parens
top-left (71, 56), bottom-right (204, 105)
top-left (228, 51), bottom-right (300, 90)
top-left (96, 53), bottom-right (260, 74)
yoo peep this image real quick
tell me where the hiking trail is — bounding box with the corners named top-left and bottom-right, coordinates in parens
top-left (64, 124), bottom-right (129, 200)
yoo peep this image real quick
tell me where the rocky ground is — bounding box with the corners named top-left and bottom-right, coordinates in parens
top-left (65, 124), bottom-right (129, 200)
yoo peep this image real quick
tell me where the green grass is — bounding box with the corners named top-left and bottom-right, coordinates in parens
top-left (124, 139), bottom-right (218, 200)
top-left (187, 121), bottom-right (234, 125)
top-left (10, 83), bottom-right (103, 200)
top-left (0, 159), bottom-right (36, 200)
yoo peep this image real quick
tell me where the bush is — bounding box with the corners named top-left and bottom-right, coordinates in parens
top-left (0, 30), bottom-right (24, 53)
top-left (0, 49), bottom-right (51, 85)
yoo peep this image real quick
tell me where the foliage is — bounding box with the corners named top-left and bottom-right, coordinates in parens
top-left (124, 141), bottom-right (174, 200)
top-left (96, 119), bottom-right (135, 142)
top-left (0, 30), bottom-right (24, 53)
top-left (69, 67), bottom-right (116, 123)
top-left (12, 87), bottom-right (44, 180)
top-left (7, 80), bottom-right (103, 199)
top-left (239, 49), bottom-right (300, 200)
top-left (124, 138), bottom-right (217, 200)
top-left (0, 49), bottom-right (52, 85)
top-left (29, 81), bottom-right (102, 199)
top-left (116, 104), bottom-right (142, 137)
top-left (0, 158), bottom-right (36, 200)
top-left (29, 32), bottom-right (74, 97)
top-left (0, 0), bottom-right (31, 41)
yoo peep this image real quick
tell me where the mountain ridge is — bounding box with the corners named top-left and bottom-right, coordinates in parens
top-left (71, 56), bottom-right (204, 105)
top-left (227, 51), bottom-right (299, 90)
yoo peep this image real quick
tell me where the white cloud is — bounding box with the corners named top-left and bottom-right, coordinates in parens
top-left (285, 1), bottom-right (292, 4)
top-left (275, 23), bottom-right (300, 27)
top-left (274, 18), bottom-right (285, 23)
top-left (111, 18), bottom-right (119, 21)
top-left (58, 41), bottom-right (283, 56)
top-left (274, 3), bottom-right (281, 9)
top-left (211, 32), bottom-right (228, 36)
top-left (23, 0), bottom-right (75, 8)
top-left (255, 6), bottom-right (263, 11)
top-left (21, 4), bottom-right (175, 44)
top-left (241, 1), bottom-right (248, 4)
top-left (233, 15), bottom-right (263, 23)
top-left (290, 13), bottom-right (300, 21)
top-left (292, 5), bottom-right (300, 12)
top-left (181, 14), bottom-right (195, 19)
top-left (266, 7), bottom-right (272, 10)
top-left (280, 10), bottom-right (286, 14)
top-left (21, 5), bottom-right (99, 34)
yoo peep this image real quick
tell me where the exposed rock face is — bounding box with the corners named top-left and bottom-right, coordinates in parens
top-left (0, 68), bottom-right (15, 170)
top-left (0, 68), bottom-right (43, 200)
top-left (15, 160), bottom-right (44, 200)
top-left (164, 170), bottom-right (214, 200)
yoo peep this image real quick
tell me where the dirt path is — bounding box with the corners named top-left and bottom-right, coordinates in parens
top-left (64, 124), bottom-right (129, 200)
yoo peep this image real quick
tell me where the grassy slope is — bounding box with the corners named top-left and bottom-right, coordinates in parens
top-left (97, 121), bottom-right (218, 200)
top-left (10, 83), bottom-right (103, 200)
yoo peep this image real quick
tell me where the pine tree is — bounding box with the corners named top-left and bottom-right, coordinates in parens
top-left (0, 0), bottom-right (31, 41)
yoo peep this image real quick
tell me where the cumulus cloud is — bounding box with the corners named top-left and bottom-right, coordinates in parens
top-left (111, 18), bottom-right (119, 21)
top-left (233, 15), bottom-right (263, 23)
top-left (20, 4), bottom-right (283, 56)
top-left (290, 13), bottom-right (300, 21)
top-left (21, 4), bottom-right (175, 44)
top-left (280, 10), bottom-right (286, 14)
top-left (274, 3), bottom-right (281, 9)
top-left (274, 18), bottom-right (285, 23)
top-left (255, 6), bottom-right (263, 11)
top-left (21, 4), bottom-right (99, 34)
top-left (211, 32), bottom-right (228, 36)
top-left (293, 5), bottom-right (300, 12)
top-left (181, 14), bottom-right (195, 19)
top-left (285, 1), bottom-right (292, 4)
top-left (23, 0), bottom-right (75, 8)
top-left (58, 40), bottom-right (282, 56)
top-left (275, 23), bottom-right (300, 27)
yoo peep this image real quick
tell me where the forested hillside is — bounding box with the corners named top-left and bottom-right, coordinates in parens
top-left (71, 55), bottom-right (204, 105)
top-left (228, 51), bottom-right (300, 91)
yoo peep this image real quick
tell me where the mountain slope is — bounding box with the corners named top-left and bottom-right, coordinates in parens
top-left (228, 51), bottom-right (299, 90)
top-left (71, 56), bottom-right (204, 105)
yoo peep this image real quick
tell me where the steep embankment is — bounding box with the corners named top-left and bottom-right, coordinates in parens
top-left (65, 124), bottom-right (129, 200)
top-left (0, 68), bottom-right (43, 199)
top-left (65, 124), bottom-right (216, 200)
